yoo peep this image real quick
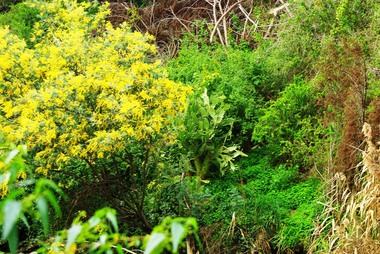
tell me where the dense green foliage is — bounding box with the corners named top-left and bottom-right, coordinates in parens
top-left (0, 3), bottom-right (37, 45)
top-left (167, 42), bottom-right (274, 148)
top-left (252, 78), bottom-right (326, 168)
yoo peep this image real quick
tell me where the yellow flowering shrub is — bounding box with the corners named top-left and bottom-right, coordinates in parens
top-left (0, 0), bottom-right (191, 174)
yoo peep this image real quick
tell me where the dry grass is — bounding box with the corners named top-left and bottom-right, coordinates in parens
top-left (309, 123), bottom-right (380, 253)
top-left (198, 213), bottom-right (270, 254)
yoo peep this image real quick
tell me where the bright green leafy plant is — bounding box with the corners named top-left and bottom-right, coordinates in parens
top-left (144, 217), bottom-right (202, 254)
top-left (0, 136), bottom-right (63, 253)
top-left (176, 89), bottom-right (246, 180)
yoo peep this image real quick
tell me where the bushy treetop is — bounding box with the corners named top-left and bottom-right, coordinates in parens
top-left (0, 0), bottom-right (191, 174)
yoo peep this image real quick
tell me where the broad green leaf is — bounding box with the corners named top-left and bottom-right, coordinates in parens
top-left (4, 149), bottom-right (19, 165)
top-left (2, 200), bottom-right (22, 240)
top-left (36, 197), bottom-right (49, 235)
top-left (199, 120), bottom-right (204, 130)
top-left (66, 224), bottom-right (82, 251)
top-left (102, 234), bottom-right (109, 244)
top-left (171, 222), bottom-right (185, 253)
top-left (89, 216), bottom-right (101, 228)
top-left (144, 233), bottom-right (166, 254)
top-left (106, 211), bottom-right (118, 232)
top-left (199, 106), bottom-right (207, 117)
top-left (201, 89), bottom-right (209, 106)
top-left (232, 150), bottom-right (248, 158)
top-left (38, 179), bottom-right (66, 198)
top-left (204, 118), bottom-right (210, 130)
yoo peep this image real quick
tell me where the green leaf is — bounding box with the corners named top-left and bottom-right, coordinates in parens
top-left (89, 216), bottom-right (101, 228)
top-left (38, 179), bottom-right (66, 198)
top-left (185, 218), bottom-right (198, 231)
top-left (171, 222), bottom-right (185, 253)
top-left (36, 197), bottom-right (49, 235)
top-left (106, 211), bottom-right (118, 233)
top-left (2, 200), bottom-right (22, 240)
top-left (44, 189), bottom-right (61, 217)
top-left (7, 225), bottom-right (18, 254)
top-left (4, 149), bottom-right (19, 165)
top-left (201, 89), bottom-right (209, 106)
top-left (66, 224), bottom-right (82, 251)
top-left (20, 214), bottom-right (30, 230)
top-left (203, 118), bottom-right (210, 130)
top-left (144, 233), bottom-right (166, 254)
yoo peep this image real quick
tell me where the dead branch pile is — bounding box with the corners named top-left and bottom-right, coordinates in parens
top-left (106, 0), bottom-right (285, 56)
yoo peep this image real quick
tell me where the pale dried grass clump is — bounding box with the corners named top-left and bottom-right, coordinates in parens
top-left (309, 123), bottom-right (380, 253)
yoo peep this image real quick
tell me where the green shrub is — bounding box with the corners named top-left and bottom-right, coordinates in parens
top-left (252, 78), bottom-right (325, 168)
top-left (244, 161), bottom-right (321, 250)
top-left (0, 2), bottom-right (38, 46)
top-left (191, 154), bottom-right (322, 251)
top-left (167, 42), bottom-right (275, 149)
top-left (274, 202), bottom-right (321, 252)
top-left (176, 89), bottom-right (246, 179)
top-left (0, 0), bottom-right (21, 12)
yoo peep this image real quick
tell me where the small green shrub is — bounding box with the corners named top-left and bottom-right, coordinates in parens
top-left (252, 78), bottom-right (325, 168)
top-left (244, 161), bottom-right (321, 250)
top-left (275, 202), bottom-right (321, 252)
top-left (176, 89), bottom-right (246, 179)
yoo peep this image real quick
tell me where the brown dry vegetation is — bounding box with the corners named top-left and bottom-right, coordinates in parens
top-left (309, 123), bottom-right (380, 253)
top-left (316, 38), bottom-right (368, 186)
top-left (106, 0), bottom-right (283, 56)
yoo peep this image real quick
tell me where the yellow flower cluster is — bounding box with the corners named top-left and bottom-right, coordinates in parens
top-left (0, 0), bottom-right (191, 173)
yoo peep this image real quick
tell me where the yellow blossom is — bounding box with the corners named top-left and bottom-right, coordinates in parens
top-left (0, 0), bottom-right (192, 177)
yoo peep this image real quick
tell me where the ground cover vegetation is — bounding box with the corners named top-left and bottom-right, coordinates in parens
top-left (1, 0), bottom-right (380, 253)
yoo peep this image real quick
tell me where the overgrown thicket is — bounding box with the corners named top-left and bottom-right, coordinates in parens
top-left (2, 0), bottom-right (380, 253)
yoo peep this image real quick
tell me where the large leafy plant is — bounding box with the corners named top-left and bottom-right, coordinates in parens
top-left (176, 89), bottom-right (246, 180)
